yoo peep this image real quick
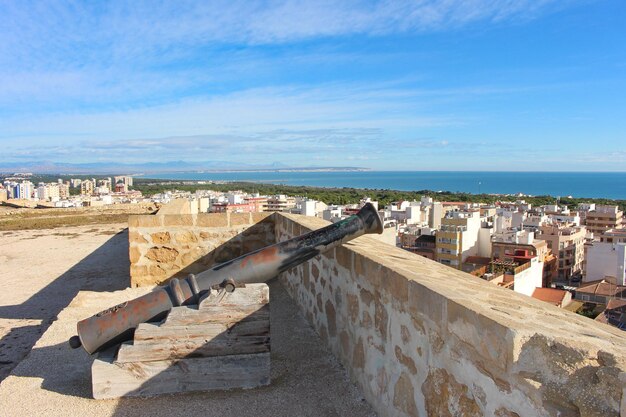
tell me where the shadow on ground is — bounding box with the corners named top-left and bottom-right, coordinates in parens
top-left (0, 229), bottom-right (130, 382)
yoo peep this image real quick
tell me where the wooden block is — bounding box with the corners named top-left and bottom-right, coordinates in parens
top-left (92, 283), bottom-right (271, 399)
top-left (197, 283), bottom-right (269, 308)
top-left (133, 319), bottom-right (270, 343)
top-left (116, 320), bottom-right (270, 362)
top-left (163, 304), bottom-right (269, 326)
top-left (93, 352), bottom-right (270, 399)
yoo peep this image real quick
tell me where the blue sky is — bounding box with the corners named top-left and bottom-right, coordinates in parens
top-left (1, 0), bottom-right (625, 171)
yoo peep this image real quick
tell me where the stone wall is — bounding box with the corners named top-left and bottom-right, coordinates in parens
top-left (274, 213), bottom-right (626, 417)
top-left (128, 212), bottom-right (274, 287)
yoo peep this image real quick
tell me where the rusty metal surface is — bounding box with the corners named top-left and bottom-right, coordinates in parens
top-left (75, 203), bottom-right (382, 354)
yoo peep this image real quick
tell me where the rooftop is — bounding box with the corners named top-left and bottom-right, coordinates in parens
top-left (531, 288), bottom-right (569, 306)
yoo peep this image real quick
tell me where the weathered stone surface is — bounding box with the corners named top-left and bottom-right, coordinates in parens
top-left (339, 331), bottom-right (350, 359)
top-left (353, 337), bottom-right (365, 369)
top-left (514, 334), bottom-right (624, 417)
top-left (325, 300), bottom-right (337, 338)
top-left (175, 230), bottom-right (198, 244)
top-left (361, 311), bottom-right (372, 329)
top-left (230, 212), bottom-right (251, 226)
top-left (359, 287), bottom-right (374, 307)
top-left (149, 264), bottom-right (167, 277)
top-left (129, 214), bottom-right (162, 228)
top-left (145, 247), bottom-right (179, 263)
top-left (373, 294), bottom-right (388, 341)
top-left (162, 214), bottom-right (194, 227)
top-left (335, 247), bottom-right (353, 270)
top-left (395, 346), bottom-right (417, 375)
top-left (130, 264), bottom-right (148, 278)
top-left (347, 293), bottom-right (359, 322)
top-left (181, 248), bottom-right (206, 266)
top-left (384, 267), bottom-right (409, 304)
top-left (129, 231), bottom-right (148, 244)
top-left (312, 263), bottom-right (320, 280)
top-left (251, 212), bottom-right (272, 223)
top-left (150, 232), bottom-right (171, 244)
top-left (393, 372), bottom-right (419, 417)
top-left (129, 246), bottom-right (141, 264)
top-left (494, 408), bottom-right (520, 417)
top-left (196, 214), bottom-right (228, 227)
top-left (422, 368), bottom-right (481, 417)
top-left (401, 325), bottom-right (411, 344)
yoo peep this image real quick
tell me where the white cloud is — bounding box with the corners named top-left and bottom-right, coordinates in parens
top-left (0, 1), bottom-right (572, 69)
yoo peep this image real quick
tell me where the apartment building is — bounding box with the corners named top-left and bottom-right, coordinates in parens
top-left (536, 224), bottom-right (586, 280)
top-left (265, 195), bottom-right (296, 212)
top-left (81, 180), bottom-right (94, 195)
top-left (491, 233), bottom-right (557, 286)
top-left (436, 210), bottom-right (489, 269)
top-left (585, 229), bottom-right (626, 285)
top-left (584, 205), bottom-right (623, 235)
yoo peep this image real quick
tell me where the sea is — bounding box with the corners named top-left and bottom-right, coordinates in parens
top-left (145, 171), bottom-right (626, 200)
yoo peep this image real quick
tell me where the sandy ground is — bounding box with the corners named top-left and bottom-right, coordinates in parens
top-left (0, 224), bottom-right (376, 417)
top-left (0, 224), bottom-right (129, 381)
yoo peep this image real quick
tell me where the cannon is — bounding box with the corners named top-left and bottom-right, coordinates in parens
top-left (71, 203), bottom-right (383, 354)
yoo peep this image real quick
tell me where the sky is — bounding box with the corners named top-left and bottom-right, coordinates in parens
top-left (1, 0), bottom-right (625, 171)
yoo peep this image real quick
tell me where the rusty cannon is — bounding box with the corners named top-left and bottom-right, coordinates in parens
top-left (70, 203), bottom-right (383, 354)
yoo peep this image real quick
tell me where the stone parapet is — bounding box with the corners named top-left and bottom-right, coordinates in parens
top-left (274, 212), bottom-right (626, 417)
top-left (128, 212), bottom-right (273, 287)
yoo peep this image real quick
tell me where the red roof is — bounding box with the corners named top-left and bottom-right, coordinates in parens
top-left (576, 280), bottom-right (626, 297)
top-left (532, 288), bottom-right (568, 306)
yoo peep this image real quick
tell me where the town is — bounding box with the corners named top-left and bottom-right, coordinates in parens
top-left (2, 173), bottom-right (623, 332)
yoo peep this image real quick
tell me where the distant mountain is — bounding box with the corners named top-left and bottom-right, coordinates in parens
top-left (0, 160), bottom-right (367, 174)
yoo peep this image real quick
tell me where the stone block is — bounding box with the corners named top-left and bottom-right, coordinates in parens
top-left (421, 368), bottom-right (481, 417)
top-left (335, 246), bottom-right (353, 271)
top-left (145, 247), bottom-right (179, 263)
top-left (394, 346), bottom-right (417, 375)
top-left (347, 293), bottom-right (359, 322)
top-left (130, 264), bottom-right (148, 278)
top-left (446, 298), bottom-right (513, 371)
top-left (175, 231), bottom-right (198, 244)
top-left (356, 255), bottom-right (382, 287)
top-left (129, 246), bottom-right (141, 264)
top-left (339, 330), bottom-right (350, 360)
top-left (196, 214), bottom-right (228, 228)
top-left (408, 280), bottom-right (446, 329)
top-left (393, 372), bottom-right (419, 417)
top-left (151, 232), bottom-right (171, 244)
top-left (149, 264), bottom-right (167, 277)
top-left (129, 231), bottom-right (148, 244)
top-left (352, 337), bottom-right (365, 370)
top-left (229, 212), bottom-right (251, 226)
top-left (384, 267), bottom-right (409, 304)
top-left (162, 214), bottom-right (195, 227)
top-left (325, 300), bottom-right (337, 338)
top-left (129, 214), bottom-right (163, 228)
top-left (251, 212), bottom-right (273, 223)
top-left (373, 293), bottom-right (388, 342)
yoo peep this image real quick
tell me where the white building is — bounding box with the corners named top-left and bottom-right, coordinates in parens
top-left (512, 257), bottom-right (545, 297)
top-left (17, 181), bottom-right (33, 200)
top-left (585, 230), bottom-right (626, 285)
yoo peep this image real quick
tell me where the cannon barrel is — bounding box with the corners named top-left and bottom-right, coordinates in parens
top-left (73, 203), bottom-right (383, 354)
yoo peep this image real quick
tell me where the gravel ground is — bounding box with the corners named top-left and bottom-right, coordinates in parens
top-left (0, 225), bottom-right (376, 417)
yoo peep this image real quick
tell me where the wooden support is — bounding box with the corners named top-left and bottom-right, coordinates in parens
top-left (92, 283), bottom-right (270, 399)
